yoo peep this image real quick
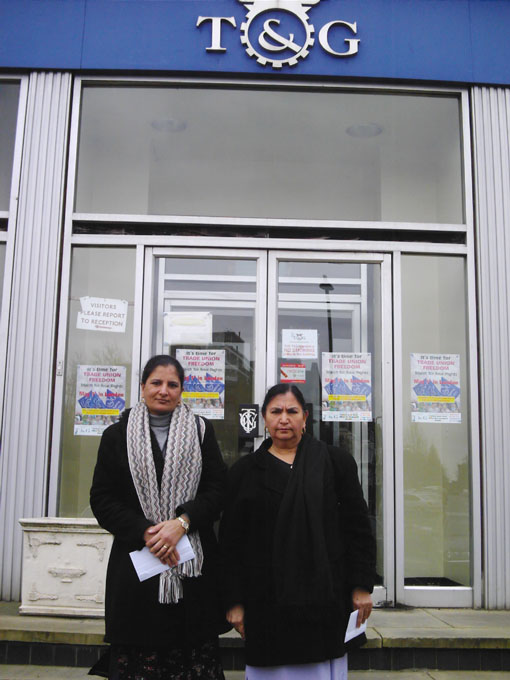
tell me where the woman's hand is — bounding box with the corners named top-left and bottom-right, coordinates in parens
top-left (144, 519), bottom-right (185, 567)
top-left (227, 604), bottom-right (245, 639)
top-left (352, 587), bottom-right (373, 627)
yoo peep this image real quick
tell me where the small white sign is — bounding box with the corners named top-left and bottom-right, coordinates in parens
top-left (280, 363), bottom-right (306, 383)
top-left (281, 329), bottom-right (318, 359)
top-left (77, 297), bottom-right (128, 333)
top-left (164, 312), bottom-right (213, 346)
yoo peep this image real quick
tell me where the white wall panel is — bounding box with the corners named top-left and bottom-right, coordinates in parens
top-left (0, 72), bottom-right (71, 600)
top-left (472, 87), bottom-right (510, 608)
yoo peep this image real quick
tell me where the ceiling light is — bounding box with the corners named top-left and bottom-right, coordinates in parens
top-left (346, 123), bottom-right (383, 138)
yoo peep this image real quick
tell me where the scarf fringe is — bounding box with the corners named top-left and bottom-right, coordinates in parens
top-left (159, 569), bottom-right (183, 604)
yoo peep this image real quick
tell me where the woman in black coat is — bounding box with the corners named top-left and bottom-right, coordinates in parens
top-left (90, 354), bottom-right (228, 680)
top-left (219, 384), bottom-right (376, 679)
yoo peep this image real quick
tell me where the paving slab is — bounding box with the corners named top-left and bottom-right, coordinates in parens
top-left (2, 667), bottom-right (510, 679)
top-left (0, 603), bottom-right (104, 645)
top-left (369, 610), bottom-right (451, 629)
top-left (429, 674), bottom-right (510, 679)
top-left (349, 673), bottom-right (432, 679)
top-left (374, 626), bottom-right (510, 648)
top-left (427, 609), bottom-right (510, 630)
top-left (0, 668), bottom-right (244, 679)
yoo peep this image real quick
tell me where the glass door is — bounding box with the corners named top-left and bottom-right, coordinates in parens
top-left (143, 247), bottom-right (394, 604)
top-left (267, 251), bottom-right (393, 605)
top-left (143, 248), bottom-right (267, 467)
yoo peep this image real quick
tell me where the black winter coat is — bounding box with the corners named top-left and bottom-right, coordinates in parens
top-left (90, 409), bottom-right (229, 647)
top-left (219, 439), bottom-right (376, 667)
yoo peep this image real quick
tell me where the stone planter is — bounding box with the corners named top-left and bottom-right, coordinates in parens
top-left (19, 518), bottom-right (112, 617)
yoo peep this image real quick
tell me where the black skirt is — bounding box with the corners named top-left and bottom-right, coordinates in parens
top-left (89, 639), bottom-right (225, 680)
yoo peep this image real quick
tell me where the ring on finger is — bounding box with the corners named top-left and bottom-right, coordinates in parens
top-left (162, 544), bottom-right (168, 550)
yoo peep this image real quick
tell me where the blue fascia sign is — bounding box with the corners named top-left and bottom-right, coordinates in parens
top-left (1, 0), bottom-right (510, 85)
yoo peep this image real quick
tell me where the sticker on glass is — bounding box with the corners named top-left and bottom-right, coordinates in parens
top-left (322, 352), bottom-right (372, 422)
top-left (411, 353), bottom-right (461, 423)
top-left (281, 329), bottom-right (317, 359)
top-left (176, 349), bottom-right (225, 420)
top-left (280, 363), bottom-right (306, 383)
top-left (76, 297), bottom-right (128, 333)
top-left (164, 312), bottom-right (213, 346)
top-left (74, 365), bottom-right (126, 436)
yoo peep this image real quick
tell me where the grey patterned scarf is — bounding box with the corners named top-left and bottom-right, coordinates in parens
top-left (126, 400), bottom-right (204, 603)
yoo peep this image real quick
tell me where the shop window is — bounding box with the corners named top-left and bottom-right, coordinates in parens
top-left (0, 82), bottom-right (20, 213)
top-left (75, 86), bottom-right (463, 225)
top-left (0, 243), bottom-right (5, 312)
top-left (401, 255), bottom-right (471, 587)
top-left (58, 247), bottom-right (136, 517)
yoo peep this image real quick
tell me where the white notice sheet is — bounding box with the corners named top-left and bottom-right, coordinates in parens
top-left (344, 609), bottom-right (368, 643)
top-left (129, 535), bottom-right (195, 582)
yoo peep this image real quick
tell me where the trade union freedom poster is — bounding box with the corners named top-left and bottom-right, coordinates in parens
top-left (411, 353), bottom-right (461, 423)
top-left (74, 365), bottom-right (126, 436)
top-left (322, 352), bottom-right (372, 422)
top-left (177, 349), bottom-right (225, 419)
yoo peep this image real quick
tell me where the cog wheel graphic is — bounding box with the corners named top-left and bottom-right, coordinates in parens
top-left (240, 5), bottom-right (315, 69)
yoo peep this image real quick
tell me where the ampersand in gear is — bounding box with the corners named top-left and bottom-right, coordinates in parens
top-left (239, 0), bottom-right (318, 69)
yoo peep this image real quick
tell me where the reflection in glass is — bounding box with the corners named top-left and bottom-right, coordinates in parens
top-left (155, 257), bottom-right (257, 468)
top-left (58, 247), bottom-right (136, 517)
top-left (76, 86), bottom-right (463, 224)
top-left (401, 255), bottom-right (471, 586)
top-left (0, 82), bottom-right (20, 211)
top-left (276, 261), bottom-right (384, 584)
top-left (0, 243), bottom-right (5, 313)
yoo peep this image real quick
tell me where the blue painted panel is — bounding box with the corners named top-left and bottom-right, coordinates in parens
top-left (0, 0), bottom-right (509, 84)
top-left (0, 1), bottom-right (85, 69)
top-left (470, 0), bottom-right (510, 85)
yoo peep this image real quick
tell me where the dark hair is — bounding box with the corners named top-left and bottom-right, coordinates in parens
top-left (261, 383), bottom-right (307, 416)
top-left (141, 355), bottom-right (185, 388)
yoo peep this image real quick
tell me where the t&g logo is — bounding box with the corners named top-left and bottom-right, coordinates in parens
top-left (240, 0), bottom-right (317, 69)
top-left (197, 0), bottom-right (359, 69)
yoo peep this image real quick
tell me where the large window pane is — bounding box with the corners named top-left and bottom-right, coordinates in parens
top-left (59, 247), bottom-right (136, 517)
top-left (275, 261), bottom-right (384, 584)
top-left (0, 243), bottom-right (5, 312)
top-left (76, 87), bottom-right (463, 224)
top-left (153, 256), bottom-right (258, 468)
top-left (401, 255), bottom-right (471, 587)
top-left (0, 82), bottom-right (20, 211)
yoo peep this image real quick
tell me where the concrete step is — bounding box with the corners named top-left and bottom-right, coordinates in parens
top-left (1, 667), bottom-right (510, 679)
top-left (3, 603), bottom-right (510, 673)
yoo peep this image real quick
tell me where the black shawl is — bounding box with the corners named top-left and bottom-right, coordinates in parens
top-left (271, 433), bottom-right (341, 620)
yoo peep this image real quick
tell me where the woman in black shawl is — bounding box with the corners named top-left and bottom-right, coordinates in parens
top-left (220, 384), bottom-right (376, 679)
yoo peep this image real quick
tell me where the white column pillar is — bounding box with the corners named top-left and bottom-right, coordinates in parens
top-left (0, 71), bottom-right (71, 600)
top-left (472, 86), bottom-right (510, 608)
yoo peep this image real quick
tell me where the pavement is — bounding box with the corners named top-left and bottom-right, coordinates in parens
top-left (3, 602), bottom-right (510, 677)
top-left (1, 668), bottom-right (510, 679)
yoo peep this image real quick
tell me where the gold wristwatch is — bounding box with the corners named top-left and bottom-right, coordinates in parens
top-left (177, 515), bottom-right (190, 533)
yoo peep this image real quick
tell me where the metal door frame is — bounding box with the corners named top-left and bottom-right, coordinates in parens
top-left (141, 247), bottom-right (269, 411)
top-left (267, 250), bottom-right (394, 606)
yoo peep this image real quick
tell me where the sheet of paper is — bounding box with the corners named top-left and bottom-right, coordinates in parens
top-left (344, 609), bottom-right (367, 643)
top-left (129, 534), bottom-right (195, 582)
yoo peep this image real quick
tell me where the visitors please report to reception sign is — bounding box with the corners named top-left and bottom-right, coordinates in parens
top-left (77, 297), bottom-right (128, 333)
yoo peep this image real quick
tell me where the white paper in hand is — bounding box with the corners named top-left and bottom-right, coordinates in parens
top-left (344, 609), bottom-right (367, 643)
top-left (129, 534), bottom-right (195, 582)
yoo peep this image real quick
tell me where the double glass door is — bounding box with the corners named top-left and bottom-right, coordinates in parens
top-left (143, 248), bottom-right (392, 604)
top-left (56, 244), bottom-right (476, 606)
